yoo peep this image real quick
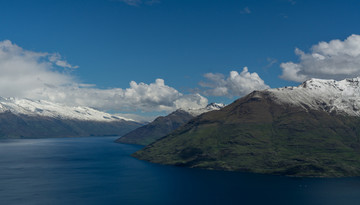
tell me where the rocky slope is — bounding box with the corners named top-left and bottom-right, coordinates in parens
top-left (0, 97), bottom-right (142, 138)
top-left (116, 103), bottom-right (225, 145)
top-left (133, 78), bottom-right (360, 177)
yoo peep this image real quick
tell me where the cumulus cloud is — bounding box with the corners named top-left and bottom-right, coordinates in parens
top-left (280, 34), bottom-right (360, 82)
top-left (0, 40), bottom-right (75, 98)
top-left (35, 79), bottom-right (207, 112)
top-left (0, 40), bottom-right (207, 112)
top-left (199, 67), bottom-right (269, 97)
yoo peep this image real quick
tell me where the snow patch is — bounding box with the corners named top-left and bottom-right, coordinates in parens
top-left (184, 103), bottom-right (226, 116)
top-left (268, 77), bottom-right (360, 116)
top-left (0, 97), bottom-right (136, 122)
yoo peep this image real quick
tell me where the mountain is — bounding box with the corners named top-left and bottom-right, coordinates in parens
top-left (0, 97), bottom-right (142, 138)
top-left (116, 103), bottom-right (225, 145)
top-left (184, 103), bottom-right (226, 116)
top-left (133, 78), bottom-right (360, 177)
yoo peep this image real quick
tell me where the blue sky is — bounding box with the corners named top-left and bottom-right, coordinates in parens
top-left (0, 0), bottom-right (360, 120)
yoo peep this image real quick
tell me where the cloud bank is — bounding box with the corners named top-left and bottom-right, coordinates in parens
top-left (38, 79), bottom-right (208, 112)
top-left (199, 67), bottom-right (269, 97)
top-left (0, 40), bottom-right (207, 112)
top-left (280, 34), bottom-right (360, 82)
top-left (0, 40), bottom-right (75, 98)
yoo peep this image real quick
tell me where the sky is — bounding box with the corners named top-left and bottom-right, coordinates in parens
top-left (0, 0), bottom-right (360, 120)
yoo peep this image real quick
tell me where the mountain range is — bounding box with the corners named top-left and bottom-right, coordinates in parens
top-left (115, 103), bottom-right (225, 145)
top-left (133, 78), bottom-right (360, 177)
top-left (0, 97), bottom-right (142, 138)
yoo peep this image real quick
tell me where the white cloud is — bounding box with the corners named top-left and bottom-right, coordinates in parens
top-left (49, 53), bottom-right (79, 69)
top-left (173, 93), bottom-right (208, 111)
top-left (0, 40), bottom-right (207, 113)
top-left (200, 67), bottom-right (269, 97)
top-left (280, 34), bottom-right (360, 82)
top-left (35, 79), bottom-right (207, 112)
top-left (0, 40), bottom-right (75, 98)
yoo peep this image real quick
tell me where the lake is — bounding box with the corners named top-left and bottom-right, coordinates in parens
top-left (0, 137), bottom-right (360, 205)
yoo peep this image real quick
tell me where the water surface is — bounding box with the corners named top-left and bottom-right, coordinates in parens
top-left (0, 137), bottom-right (359, 205)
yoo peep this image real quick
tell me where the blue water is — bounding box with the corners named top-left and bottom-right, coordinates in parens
top-left (0, 137), bottom-right (360, 205)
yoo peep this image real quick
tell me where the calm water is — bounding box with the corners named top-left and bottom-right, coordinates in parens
top-left (0, 137), bottom-right (360, 205)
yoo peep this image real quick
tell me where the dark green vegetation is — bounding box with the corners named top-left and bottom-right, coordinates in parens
top-left (134, 91), bottom-right (360, 177)
top-left (0, 111), bottom-right (142, 138)
top-left (116, 110), bottom-right (194, 145)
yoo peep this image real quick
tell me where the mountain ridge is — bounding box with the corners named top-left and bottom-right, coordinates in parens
top-left (0, 97), bottom-right (142, 138)
top-left (116, 103), bottom-right (225, 145)
top-left (267, 77), bottom-right (360, 116)
top-left (133, 77), bottom-right (360, 177)
top-left (0, 97), bottom-right (136, 122)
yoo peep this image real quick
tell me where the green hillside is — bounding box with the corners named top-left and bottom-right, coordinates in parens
top-left (134, 91), bottom-right (360, 177)
top-left (116, 110), bottom-right (194, 145)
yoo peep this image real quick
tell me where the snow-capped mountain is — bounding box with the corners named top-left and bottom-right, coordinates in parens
top-left (183, 103), bottom-right (226, 116)
top-left (268, 77), bottom-right (360, 116)
top-left (133, 77), bottom-right (360, 177)
top-left (0, 97), bottom-right (142, 139)
top-left (0, 97), bottom-right (135, 122)
top-left (116, 102), bottom-right (226, 145)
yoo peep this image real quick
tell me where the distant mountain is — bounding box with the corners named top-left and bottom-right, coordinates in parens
top-left (185, 103), bottom-right (226, 116)
top-left (116, 103), bottom-right (225, 145)
top-left (0, 97), bottom-right (142, 138)
top-left (133, 78), bottom-right (360, 177)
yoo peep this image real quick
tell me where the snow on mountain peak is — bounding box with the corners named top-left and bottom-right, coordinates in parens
top-left (185, 102), bottom-right (226, 116)
top-left (206, 102), bottom-right (226, 109)
top-left (0, 97), bottom-right (135, 122)
top-left (268, 77), bottom-right (360, 116)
